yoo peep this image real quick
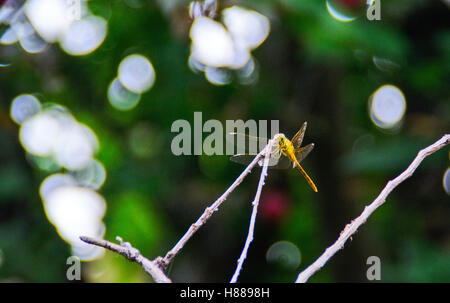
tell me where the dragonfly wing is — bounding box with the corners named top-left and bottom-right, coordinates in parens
top-left (294, 143), bottom-right (314, 163)
top-left (230, 154), bottom-right (286, 169)
top-left (226, 132), bottom-right (269, 154)
top-left (291, 122), bottom-right (307, 150)
top-left (230, 154), bottom-right (257, 165)
top-left (269, 156), bottom-right (292, 169)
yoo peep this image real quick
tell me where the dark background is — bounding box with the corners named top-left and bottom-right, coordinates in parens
top-left (0, 0), bottom-right (449, 282)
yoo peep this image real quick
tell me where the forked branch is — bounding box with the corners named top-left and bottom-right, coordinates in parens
top-left (80, 236), bottom-right (171, 283)
top-left (230, 137), bottom-right (276, 283)
top-left (159, 146), bottom-right (268, 268)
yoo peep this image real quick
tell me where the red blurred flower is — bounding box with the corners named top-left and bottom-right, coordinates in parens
top-left (260, 190), bottom-right (290, 222)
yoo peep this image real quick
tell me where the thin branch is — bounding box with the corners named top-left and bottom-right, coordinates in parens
top-left (230, 137), bottom-right (276, 283)
top-left (295, 134), bottom-right (450, 283)
top-left (80, 236), bottom-right (172, 283)
top-left (159, 146), bottom-right (268, 268)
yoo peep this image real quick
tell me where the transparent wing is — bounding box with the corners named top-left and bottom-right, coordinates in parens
top-left (230, 153), bottom-right (291, 169)
top-left (294, 143), bottom-right (314, 164)
top-left (270, 156), bottom-right (292, 169)
top-left (226, 132), bottom-right (269, 154)
top-left (291, 122), bottom-right (307, 150)
top-left (230, 154), bottom-right (260, 165)
top-left (227, 132), bottom-right (268, 142)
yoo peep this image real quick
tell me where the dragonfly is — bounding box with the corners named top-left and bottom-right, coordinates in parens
top-left (229, 122), bottom-right (318, 192)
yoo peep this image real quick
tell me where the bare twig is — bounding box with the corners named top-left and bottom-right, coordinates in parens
top-left (295, 134), bottom-right (450, 283)
top-left (160, 146), bottom-right (268, 267)
top-left (230, 137), bottom-right (276, 283)
top-left (80, 236), bottom-right (172, 283)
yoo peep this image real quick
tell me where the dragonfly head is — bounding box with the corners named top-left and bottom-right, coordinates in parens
top-left (278, 134), bottom-right (287, 146)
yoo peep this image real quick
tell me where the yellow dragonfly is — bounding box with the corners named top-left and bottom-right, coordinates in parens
top-left (229, 122), bottom-right (318, 192)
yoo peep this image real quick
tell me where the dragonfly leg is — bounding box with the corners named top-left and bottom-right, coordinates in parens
top-left (271, 145), bottom-right (280, 157)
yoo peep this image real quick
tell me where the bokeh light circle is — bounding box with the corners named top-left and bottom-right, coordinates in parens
top-left (222, 6), bottom-right (270, 50)
top-left (19, 107), bottom-right (98, 170)
top-left (19, 111), bottom-right (62, 157)
top-left (40, 173), bottom-right (78, 201)
top-left (25, 0), bottom-right (73, 42)
top-left (266, 240), bottom-right (301, 270)
top-left (19, 33), bottom-right (47, 53)
top-left (60, 15), bottom-right (107, 56)
top-left (70, 159), bottom-right (107, 190)
top-left (443, 167), bottom-right (450, 195)
top-left (326, 0), bottom-right (368, 22)
top-left (1, 27), bottom-right (19, 45)
top-left (204, 66), bottom-right (232, 86)
top-left (42, 185), bottom-right (107, 260)
top-left (107, 78), bottom-right (141, 111)
top-left (128, 123), bottom-right (161, 159)
top-left (54, 123), bottom-right (98, 170)
top-left (190, 16), bottom-right (235, 67)
top-left (118, 54), bottom-right (156, 94)
top-left (369, 84), bottom-right (406, 129)
top-left (10, 94), bottom-right (42, 124)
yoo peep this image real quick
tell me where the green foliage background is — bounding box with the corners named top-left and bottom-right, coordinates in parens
top-left (0, 0), bottom-right (449, 282)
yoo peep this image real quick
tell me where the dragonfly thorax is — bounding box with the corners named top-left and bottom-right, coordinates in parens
top-left (277, 134), bottom-right (294, 156)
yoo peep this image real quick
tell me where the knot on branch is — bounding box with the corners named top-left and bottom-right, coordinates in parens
top-left (154, 256), bottom-right (168, 270)
top-left (116, 236), bottom-right (140, 261)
